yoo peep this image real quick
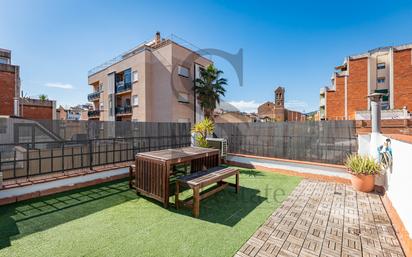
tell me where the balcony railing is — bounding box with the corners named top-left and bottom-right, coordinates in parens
top-left (88, 91), bottom-right (101, 101)
top-left (115, 106), bottom-right (132, 115)
top-left (116, 81), bottom-right (132, 94)
top-left (88, 110), bottom-right (101, 118)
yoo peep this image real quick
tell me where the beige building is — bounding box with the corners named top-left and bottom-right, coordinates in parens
top-left (88, 32), bottom-right (212, 123)
top-left (214, 112), bottom-right (257, 123)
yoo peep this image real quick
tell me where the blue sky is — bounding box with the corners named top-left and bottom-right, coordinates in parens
top-left (1, 0), bottom-right (412, 113)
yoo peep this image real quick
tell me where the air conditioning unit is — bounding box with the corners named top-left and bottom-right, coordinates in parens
top-left (206, 138), bottom-right (228, 160)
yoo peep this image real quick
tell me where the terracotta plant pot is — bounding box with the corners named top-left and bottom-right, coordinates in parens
top-left (349, 171), bottom-right (375, 192)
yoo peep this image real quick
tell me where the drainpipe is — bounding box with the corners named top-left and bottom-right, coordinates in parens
top-left (368, 93), bottom-right (385, 159)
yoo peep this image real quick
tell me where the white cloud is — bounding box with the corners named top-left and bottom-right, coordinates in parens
top-left (285, 100), bottom-right (309, 113)
top-left (45, 82), bottom-right (74, 89)
top-left (227, 100), bottom-right (261, 113)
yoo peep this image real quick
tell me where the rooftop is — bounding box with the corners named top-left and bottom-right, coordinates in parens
top-left (347, 42), bottom-right (412, 60)
top-left (88, 32), bottom-right (213, 77)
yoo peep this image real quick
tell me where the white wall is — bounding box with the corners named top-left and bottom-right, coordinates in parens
top-left (358, 134), bottom-right (412, 236)
top-left (227, 155), bottom-right (350, 179)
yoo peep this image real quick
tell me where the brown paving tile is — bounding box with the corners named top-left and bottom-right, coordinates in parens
top-left (234, 179), bottom-right (405, 257)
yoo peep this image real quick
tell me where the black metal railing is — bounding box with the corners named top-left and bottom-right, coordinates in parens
top-left (88, 110), bottom-right (101, 117)
top-left (115, 106), bottom-right (132, 115)
top-left (0, 135), bottom-right (191, 181)
top-left (87, 91), bottom-right (101, 101)
top-left (115, 81), bottom-right (132, 94)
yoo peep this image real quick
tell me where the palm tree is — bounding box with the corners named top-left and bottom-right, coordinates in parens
top-left (194, 64), bottom-right (227, 121)
top-left (39, 94), bottom-right (48, 101)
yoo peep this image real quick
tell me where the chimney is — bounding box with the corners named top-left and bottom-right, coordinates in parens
top-left (155, 31), bottom-right (161, 45)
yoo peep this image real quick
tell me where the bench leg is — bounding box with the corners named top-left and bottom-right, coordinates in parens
top-left (235, 172), bottom-right (240, 193)
top-left (175, 181), bottom-right (180, 209)
top-left (128, 166), bottom-right (133, 189)
top-left (193, 187), bottom-right (200, 218)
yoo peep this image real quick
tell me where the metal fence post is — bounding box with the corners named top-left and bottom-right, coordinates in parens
top-left (0, 152), bottom-right (2, 189)
top-left (112, 138), bottom-right (115, 164)
top-left (26, 143), bottom-right (30, 179)
top-left (89, 140), bottom-right (93, 170)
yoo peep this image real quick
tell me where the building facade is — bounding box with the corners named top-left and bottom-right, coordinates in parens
top-left (321, 44), bottom-right (412, 120)
top-left (87, 32), bottom-right (212, 123)
top-left (214, 112), bottom-right (257, 123)
top-left (0, 48), bottom-right (20, 117)
top-left (258, 87), bottom-right (306, 122)
top-left (0, 48), bottom-right (56, 120)
top-left (56, 105), bottom-right (90, 120)
top-left (20, 98), bottom-right (56, 120)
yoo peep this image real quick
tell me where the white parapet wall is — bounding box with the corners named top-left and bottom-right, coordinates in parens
top-left (0, 167), bottom-right (129, 204)
top-left (358, 133), bottom-right (412, 239)
top-left (227, 154), bottom-right (350, 180)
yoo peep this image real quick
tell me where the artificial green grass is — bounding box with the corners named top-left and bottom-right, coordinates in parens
top-left (0, 168), bottom-right (301, 257)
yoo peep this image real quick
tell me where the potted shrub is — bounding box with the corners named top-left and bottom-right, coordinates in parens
top-left (345, 154), bottom-right (381, 192)
top-left (191, 118), bottom-right (214, 147)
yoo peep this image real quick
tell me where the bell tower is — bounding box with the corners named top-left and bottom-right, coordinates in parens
top-left (274, 87), bottom-right (285, 107)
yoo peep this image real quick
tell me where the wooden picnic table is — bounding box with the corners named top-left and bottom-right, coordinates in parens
top-left (134, 147), bottom-right (220, 208)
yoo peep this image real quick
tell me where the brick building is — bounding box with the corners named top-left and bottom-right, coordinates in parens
top-left (258, 87), bottom-right (306, 122)
top-left (321, 44), bottom-right (412, 120)
top-left (0, 48), bottom-right (56, 120)
top-left (0, 48), bottom-right (20, 117)
top-left (56, 104), bottom-right (91, 120)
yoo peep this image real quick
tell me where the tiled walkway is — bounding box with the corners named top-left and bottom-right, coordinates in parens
top-left (235, 180), bottom-right (405, 257)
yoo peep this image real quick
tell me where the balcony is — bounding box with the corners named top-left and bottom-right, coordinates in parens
top-left (115, 106), bottom-right (132, 115)
top-left (115, 81), bottom-right (132, 94)
top-left (320, 97), bottom-right (326, 107)
top-left (87, 110), bottom-right (100, 118)
top-left (88, 91), bottom-right (101, 102)
top-left (319, 108), bottom-right (325, 118)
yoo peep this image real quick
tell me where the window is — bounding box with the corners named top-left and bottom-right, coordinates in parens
top-left (100, 102), bottom-right (104, 110)
top-left (377, 63), bottom-right (386, 70)
top-left (377, 77), bottom-right (385, 83)
top-left (0, 57), bottom-right (9, 64)
top-left (132, 95), bottom-right (139, 106)
top-left (133, 71), bottom-right (139, 82)
top-left (177, 65), bottom-right (189, 78)
top-left (99, 83), bottom-right (103, 92)
top-left (178, 92), bottom-right (189, 103)
top-left (124, 68), bottom-right (132, 85)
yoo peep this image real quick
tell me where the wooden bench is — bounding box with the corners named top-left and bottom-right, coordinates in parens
top-left (129, 164), bottom-right (135, 189)
top-left (175, 166), bottom-right (240, 218)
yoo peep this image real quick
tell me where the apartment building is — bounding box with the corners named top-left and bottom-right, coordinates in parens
top-left (87, 32), bottom-right (212, 123)
top-left (321, 44), bottom-right (412, 120)
top-left (0, 48), bottom-right (56, 120)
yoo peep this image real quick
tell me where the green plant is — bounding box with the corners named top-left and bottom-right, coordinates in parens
top-left (344, 154), bottom-right (381, 175)
top-left (38, 94), bottom-right (48, 101)
top-left (194, 64), bottom-right (227, 120)
top-left (191, 118), bottom-right (214, 147)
